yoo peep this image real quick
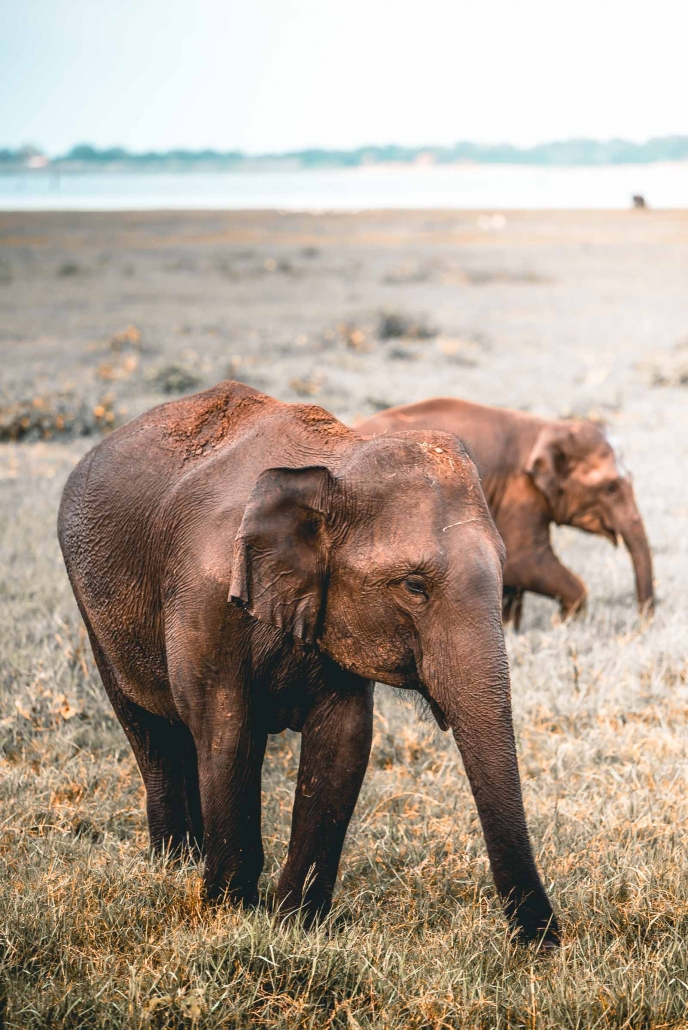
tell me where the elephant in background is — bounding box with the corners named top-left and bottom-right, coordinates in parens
top-left (58, 380), bottom-right (558, 945)
top-left (356, 397), bottom-right (653, 628)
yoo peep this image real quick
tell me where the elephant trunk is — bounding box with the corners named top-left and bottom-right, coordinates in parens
top-left (421, 611), bottom-right (559, 944)
top-left (617, 492), bottom-right (654, 611)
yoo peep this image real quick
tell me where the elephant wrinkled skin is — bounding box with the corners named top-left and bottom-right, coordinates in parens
top-left (356, 397), bottom-right (654, 627)
top-left (58, 380), bottom-right (558, 945)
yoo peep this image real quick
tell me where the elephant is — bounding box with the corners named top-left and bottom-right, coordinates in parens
top-left (356, 397), bottom-right (653, 628)
top-left (58, 380), bottom-right (558, 945)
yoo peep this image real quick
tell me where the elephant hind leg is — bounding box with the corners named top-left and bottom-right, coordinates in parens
top-left (138, 715), bottom-right (204, 857)
top-left (88, 633), bottom-right (204, 856)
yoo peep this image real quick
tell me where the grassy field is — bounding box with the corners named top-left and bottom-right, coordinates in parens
top-left (1, 210), bottom-right (688, 1028)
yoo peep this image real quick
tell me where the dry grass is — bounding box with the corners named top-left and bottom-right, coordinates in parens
top-left (1, 210), bottom-right (688, 1027)
top-left (1, 440), bottom-right (687, 1030)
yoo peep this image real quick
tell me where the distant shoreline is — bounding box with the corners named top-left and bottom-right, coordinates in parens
top-left (3, 135), bottom-right (688, 174)
top-left (3, 158), bottom-right (688, 178)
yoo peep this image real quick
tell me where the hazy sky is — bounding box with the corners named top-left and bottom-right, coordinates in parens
top-left (2, 0), bottom-right (688, 154)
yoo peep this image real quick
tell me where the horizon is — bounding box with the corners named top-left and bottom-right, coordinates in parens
top-left (5, 133), bottom-right (688, 165)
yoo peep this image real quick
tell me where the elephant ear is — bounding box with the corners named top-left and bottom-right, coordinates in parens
top-left (229, 466), bottom-right (335, 645)
top-left (524, 426), bottom-right (572, 519)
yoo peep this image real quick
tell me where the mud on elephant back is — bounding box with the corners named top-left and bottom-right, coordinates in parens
top-left (356, 396), bottom-right (654, 629)
top-left (58, 380), bottom-right (559, 946)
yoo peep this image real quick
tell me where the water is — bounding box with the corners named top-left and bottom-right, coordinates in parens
top-left (1, 161), bottom-right (688, 211)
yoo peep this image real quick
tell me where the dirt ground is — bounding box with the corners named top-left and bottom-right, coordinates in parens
top-left (1, 209), bottom-right (688, 1027)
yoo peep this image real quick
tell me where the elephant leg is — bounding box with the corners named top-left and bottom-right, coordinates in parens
top-left (88, 634), bottom-right (202, 855)
top-left (191, 707), bottom-right (268, 905)
top-left (502, 587), bottom-right (524, 629)
top-left (276, 679), bottom-right (374, 924)
top-left (136, 713), bottom-right (203, 856)
top-left (509, 546), bottom-right (586, 620)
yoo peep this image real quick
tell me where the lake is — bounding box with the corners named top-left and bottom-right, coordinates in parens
top-left (1, 161), bottom-right (687, 211)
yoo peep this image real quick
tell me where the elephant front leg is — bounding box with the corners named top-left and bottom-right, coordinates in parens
top-left (194, 714), bottom-right (268, 905)
top-left (502, 587), bottom-right (524, 629)
top-left (277, 679), bottom-right (374, 924)
top-left (507, 544), bottom-right (587, 620)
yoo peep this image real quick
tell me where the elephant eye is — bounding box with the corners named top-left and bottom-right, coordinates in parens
top-left (402, 575), bottom-right (428, 599)
top-left (604, 480), bottom-right (620, 495)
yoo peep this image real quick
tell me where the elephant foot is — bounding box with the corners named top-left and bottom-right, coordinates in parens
top-left (201, 869), bottom-right (260, 909)
top-left (149, 832), bottom-right (204, 864)
top-left (557, 591), bottom-right (587, 623)
top-left (275, 882), bottom-right (333, 929)
top-left (202, 885), bottom-right (260, 909)
top-left (512, 904), bottom-right (561, 949)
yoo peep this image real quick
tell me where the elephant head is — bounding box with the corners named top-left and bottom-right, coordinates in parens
top-left (524, 421), bottom-right (654, 612)
top-left (230, 431), bottom-right (559, 944)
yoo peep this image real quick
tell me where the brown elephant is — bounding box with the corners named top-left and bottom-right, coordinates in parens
top-left (356, 397), bottom-right (654, 628)
top-left (58, 380), bottom-right (558, 944)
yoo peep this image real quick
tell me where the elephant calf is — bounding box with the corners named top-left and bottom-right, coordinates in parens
top-left (58, 380), bottom-right (558, 945)
top-left (356, 397), bottom-right (654, 628)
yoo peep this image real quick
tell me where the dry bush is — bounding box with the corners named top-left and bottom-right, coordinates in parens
top-left (0, 393), bottom-right (119, 442)
top-left (151, 364), bottom-right (203, 395)
top-left (648, 361), bottom-right (688, 388)
top-left (637, 339), bottom-right (688, 388)
top-left (378, 311), bottom-right (438, 342)
top-left (290, 373), bottom-right (325, 397)
top-left (108, 325), bottom-right (142, 352)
